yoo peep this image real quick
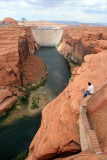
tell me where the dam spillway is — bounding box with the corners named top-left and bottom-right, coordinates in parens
top-left (31, 28), bottom-right (63, 47)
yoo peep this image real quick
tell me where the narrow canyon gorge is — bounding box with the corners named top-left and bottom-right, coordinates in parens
top-left (0, 18), bottom-right (47, 114)
top-left (0, 17), bottom-right (107, 160)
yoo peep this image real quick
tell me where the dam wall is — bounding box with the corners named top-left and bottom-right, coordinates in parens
top-left (31, 28), bottom-right (63, 47)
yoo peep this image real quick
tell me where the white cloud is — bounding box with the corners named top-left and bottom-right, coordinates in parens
top-left (101, 5), bottom-right (107, 10)
top-left (30, 0), bottom-right (37, 2)
top-left (20, 1), bottom-right (30, 7)
top-left (80, 0), bottom-right (100, 6)
top-left (0, 0), bottom-right (107, 23)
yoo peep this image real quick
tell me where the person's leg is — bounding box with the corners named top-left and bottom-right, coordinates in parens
top-left (89, 93), bottom-right (92, 95)
top-left (84, 91), bottom-right (88, 98)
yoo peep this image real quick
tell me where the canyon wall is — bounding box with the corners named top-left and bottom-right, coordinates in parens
top-left (0, 25), bottom-right (35, 87)
top-left (27, 26), bottom-right (107, 160)
top-left (1, 20), bottom-right (107, 159)
top-left (58, 26), bottom-right (107, 60)
top-left (0, 23), bottom-right (46, 113)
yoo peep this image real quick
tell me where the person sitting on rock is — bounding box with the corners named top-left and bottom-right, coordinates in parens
top-left (84, 82), bottom-right (94, 98)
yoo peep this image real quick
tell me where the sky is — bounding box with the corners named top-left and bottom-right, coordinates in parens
top-left (0, 0), bottom-right (107, 23)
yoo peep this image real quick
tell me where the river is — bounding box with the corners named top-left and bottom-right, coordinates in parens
top-left (0, 48), bottom-right (70, 160)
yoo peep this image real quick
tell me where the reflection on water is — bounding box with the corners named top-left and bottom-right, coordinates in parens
top-left (36, 48), bottom-right (71, 97)
top-left (0, 113), bottom-right (41, 160)
top-left (0, 48), bottom-right (70, 160)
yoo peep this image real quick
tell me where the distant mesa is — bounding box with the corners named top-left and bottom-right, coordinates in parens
top-left (0, 17), bottom-right (17, 25)
top-left (80, 24), bottom-right (88, 27)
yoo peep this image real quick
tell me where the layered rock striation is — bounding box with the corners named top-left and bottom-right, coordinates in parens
top-left (0, 25), bottom-right (34, 87)
top-left (58, 26), bottom-right (107, 60)
top-left (0, 24), bottom-right (46, 113)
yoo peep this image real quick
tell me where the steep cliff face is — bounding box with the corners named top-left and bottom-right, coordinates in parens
top-left (27, 49), bottom-right (107, 159)
top-left (0, 25), bottom-right (34, 87)
top-left (58, 27), bottom-right (107, 60)
top-left (0, 25), bottom-right (46, 113)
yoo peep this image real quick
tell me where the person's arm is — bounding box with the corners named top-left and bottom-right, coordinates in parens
top-left (88, 86), bottom-right (90, 94)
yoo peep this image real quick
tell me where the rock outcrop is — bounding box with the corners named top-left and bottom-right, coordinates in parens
top-left (0, 25), bottom-right (34, 87)
top-left (0, 17), bottom-right (17, 25)
top-left (54, 149), bottom-right (107, 160)
top-left (93, 40), bottom-right (107, 54)
top-left (22, 54), bottom-right (46, 85)
top-left (58, 27), bottom-right (107, 60)
top-left (0, 88), bottom-right (17, 113)
top-left (0, 23), bottom-right (46, 113)
top-left (27, 49), bottom-right (107, 159)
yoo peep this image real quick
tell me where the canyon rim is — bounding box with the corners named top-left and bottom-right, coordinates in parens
top-left (0, 17), bottom-right (107, 160)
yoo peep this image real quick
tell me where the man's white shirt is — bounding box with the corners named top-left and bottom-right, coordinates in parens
top-left (88, 85), bottom-right (94, 94)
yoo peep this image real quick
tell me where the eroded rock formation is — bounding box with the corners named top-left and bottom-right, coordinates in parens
top-left (58, 26), bottom-right (107, 60)
top-left (22, 54), bottom-right (46, 85)
top-left (0, 25), bottom-right (34, 87)
top-left (0, 24), bottom-right (46, 113)
top-left (1, 20), bottom-right (107, 159)
top-left (0, 17), bottom-right (17, 25)
top-left (27, 46), bottom-right (107, 160)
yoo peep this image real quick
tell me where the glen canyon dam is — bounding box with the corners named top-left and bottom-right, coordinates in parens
top-left (31, 28), bottom-right (63, 47)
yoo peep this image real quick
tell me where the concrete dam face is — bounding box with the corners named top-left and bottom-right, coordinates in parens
top-left (31, 28), bottom-right (63, 47)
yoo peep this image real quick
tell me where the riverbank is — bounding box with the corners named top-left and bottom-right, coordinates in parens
top-left (12, 48), bottom-right (79, 160)
top-left (0, 47), bottom-right (71, 160)
top-left (58, 49), bottom-right (82, 83)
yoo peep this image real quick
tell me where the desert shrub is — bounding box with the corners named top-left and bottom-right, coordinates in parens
top-left (19, 96), bottom-right (26, 101)
top-left (30, 103), bottom-right (39, 110)
top-left (26, 82), bottom-right (31, 86)
top-left (0, 99), bottom-right (18, 123)
top-left (69, 77), bottom-right (74, 82)
top-left (13, 86), bottom-right (18, 88)
top-left (30, 97), bottom-right (39, 110)
top-left (11, 150), bottom-right (28, 160)
top-left (19, 75), bottom-right (47, 102)
top-left (37, 97), bottom-right (40, 103)
top-left (18, 87), bottom-right (23, 92)
top-left (12, 93), bottom-right (17, 96)
top-left (44, 64), bottom-right (48, 71)
top-left (24, 87), bottom-right (31, 97)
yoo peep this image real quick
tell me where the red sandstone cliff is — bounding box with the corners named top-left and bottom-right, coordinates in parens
top-left (0, 25), bottom-right (35, 87)
top-left (0, 24), bottom-right (46, 113)
top-left (1, 20), bottom-right (107, 159)
top-left (58, 26), bottom-right (107, 60)
top-left (27, 49), bottom-right (107, 160)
